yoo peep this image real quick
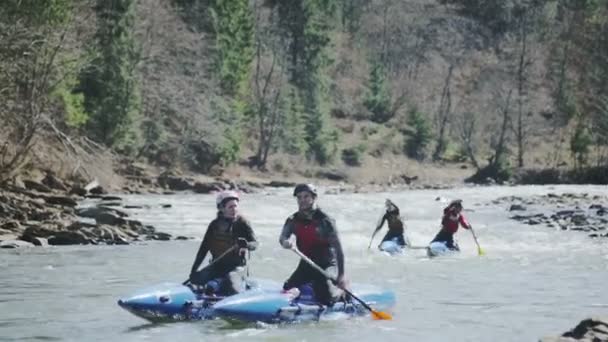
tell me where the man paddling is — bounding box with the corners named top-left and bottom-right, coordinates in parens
top-left (369, 199), bottom-right (408, 249)
top-left (189, 190), bottom-right (258, 295)
top-left (279, 183), bottom-right (347, 305)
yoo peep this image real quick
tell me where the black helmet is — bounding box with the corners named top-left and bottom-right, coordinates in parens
top-left (448, 199), bottom-right (463, 209)
top-left (293, 183), bottom-right (317, 197)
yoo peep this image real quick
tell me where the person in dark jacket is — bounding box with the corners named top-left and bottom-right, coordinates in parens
top-left (189, 190), bottom-right (258, 295)
top-left (279, 184), bottom-right (347, 305)
top-left (369, 199), bottom-right (408, 249)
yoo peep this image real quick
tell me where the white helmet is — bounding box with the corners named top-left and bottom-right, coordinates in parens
top-left (216, 190), bottom-right (240, 208)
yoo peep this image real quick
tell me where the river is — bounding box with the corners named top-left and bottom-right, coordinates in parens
top-left (1, 185), bottom-right (607, 341)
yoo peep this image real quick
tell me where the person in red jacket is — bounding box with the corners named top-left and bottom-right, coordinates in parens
top-left (430, 199), bottom-right (471, 250)
top-left (279, 183), bottom-right (347, 305)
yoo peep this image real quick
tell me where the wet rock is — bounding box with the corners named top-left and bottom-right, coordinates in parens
top-left (147, 232), bottom-right (172, 241)
top-left (571, 215), bottom-right (588, 226)
top-left (509, 204), bottom-right (527, 211)
top-left (1, 240), bottom-right (34, 248)
top-left (29, 211), bottom-right (59, 221)
top-left (42, 173), bottom-right (68, 192)
top-left (158, 174), bottom-right (193, 191)
top-left (266, 181), bottom-right (296, 188)
top-left (175, 236), bottom-right (189, 240)
top-left (192, 181), bottom-right (223, 194)
top-left (124, 205), bottom-right (143, 209)
top-left (44, 195), bottom-right (78, 207)
top-left (23, 180), bottom-right (52, 193)
top-left (1, 221), bottom-right (21, 232)
top-left (76, 206), bottom-right (128, 219)
top-left (161, 204), bottom-right (171, 208)
top-left (99, 201), bottom-right (121, 207)
top-left (89, 185), bottom-right (106, 195)
top-left (94, 212), bottom-right (127, 226)
top-left (48, 231), bottom-right (90, 245)
top-left (511, 213), bottom-right (546, 221)
top-left (20, 226), bottom-right (60, 242)
top-left (102, 196), bottom-right (122, 201)
top-left (69, 185), bottom-right (87, 197)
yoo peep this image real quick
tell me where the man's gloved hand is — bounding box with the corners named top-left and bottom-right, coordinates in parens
top-left (281, 240), bottom-right (293, 249)
top-left (237, 237), bottom-right (249, 249)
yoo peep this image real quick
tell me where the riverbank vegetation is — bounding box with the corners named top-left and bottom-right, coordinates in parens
top-left (1, 0), bottom-right (608, 190)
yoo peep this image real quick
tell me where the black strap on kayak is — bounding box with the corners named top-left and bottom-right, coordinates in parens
top-left (183, 245), bottom-right (238, 285)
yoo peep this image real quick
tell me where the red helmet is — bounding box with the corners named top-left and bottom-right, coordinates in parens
top-left (216, 190), bottom-right (240, 208)
top-left (293, 183), bottom-right (317, 197)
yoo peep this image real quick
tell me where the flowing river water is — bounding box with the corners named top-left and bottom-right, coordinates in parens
top-left (1, 185), bottom-right (607, 341)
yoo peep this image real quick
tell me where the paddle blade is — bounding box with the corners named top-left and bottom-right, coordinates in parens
top-left (477, 247), bottom-right (485, 256)
top-left (371, 310), bottom-right (392, 320)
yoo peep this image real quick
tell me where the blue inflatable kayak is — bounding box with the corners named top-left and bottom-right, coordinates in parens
top-left (213, 283), bottom-right (396, 323)
top-left (117, 279), bottom-right (282, 322)
top-left (426, 241), bottom-right (459, 257)
top-left (378, 239), bottom-right (405, 255)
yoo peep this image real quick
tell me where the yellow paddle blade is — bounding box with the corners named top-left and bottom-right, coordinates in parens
top-left (371, 310), bottom-right (392, 320)
top-left (477, 247), bottom-right (485, 256)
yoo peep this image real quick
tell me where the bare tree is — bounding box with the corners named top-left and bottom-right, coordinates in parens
top-left (510, 3), bottom-right (540, 168)
top-left (489, 88), bottom-right (514, 169)
top-left (432, 64), bottom-right (454, 161)
top-left (0, 2), bottom-right (93, 183)
top-left (458, 111), bottom-right (480, 169)
top-left (249, 1), bottom-right (288, 169)
top-left (0, 18), bottom-right (68, 182)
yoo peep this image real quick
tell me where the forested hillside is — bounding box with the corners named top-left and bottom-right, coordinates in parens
top-left (1, 0), bottom-right (607, 188)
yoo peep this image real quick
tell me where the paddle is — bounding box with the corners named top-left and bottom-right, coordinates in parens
top-left (290, 246), bottom-right (392, 320)
top-left (183, 245), bottom-right (239, 285)
top-left (367, 233), bottom-right (376, 250)
top-left (469, 227), bottom-right (485, 256)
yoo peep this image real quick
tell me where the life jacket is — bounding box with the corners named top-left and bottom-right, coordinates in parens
top-left (386, 212), bottom-right (404, 234)
top-left (293, 210), bottom-right (331, 262)
top-left (441, 208), bottom-right (468, 234)
top-left (207, 215), bottom-right (251, 263)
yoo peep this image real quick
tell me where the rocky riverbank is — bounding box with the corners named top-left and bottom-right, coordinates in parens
top-left (0, 174), bottom-right (178, 248)
top-left (491, 192), bottom-right (608, 239)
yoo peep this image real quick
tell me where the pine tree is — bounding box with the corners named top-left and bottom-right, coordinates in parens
top-left (363, 59), bottom-right (392, 123)
top-left (80, 0), bottom-right (140, 148)
top-left (211, 0), bottom-right (254, 95)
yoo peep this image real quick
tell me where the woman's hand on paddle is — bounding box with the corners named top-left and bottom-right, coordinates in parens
top-left (237, 238), bottom-right (249, 256)
top-left (335, 275), bottom-right (348, 290)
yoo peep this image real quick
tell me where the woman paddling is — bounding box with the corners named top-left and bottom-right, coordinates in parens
top-left (429, 199), bottom-right (471, 251)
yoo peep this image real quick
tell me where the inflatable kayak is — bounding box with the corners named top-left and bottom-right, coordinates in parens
top-left (378, 239), bottom-right (405, 255)
top-left (426, 241), bottom-right (459, 257)
top-left (117, 279), bottom-right (281, 322)
top-left (213, 283), bottom-right (396, 323)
